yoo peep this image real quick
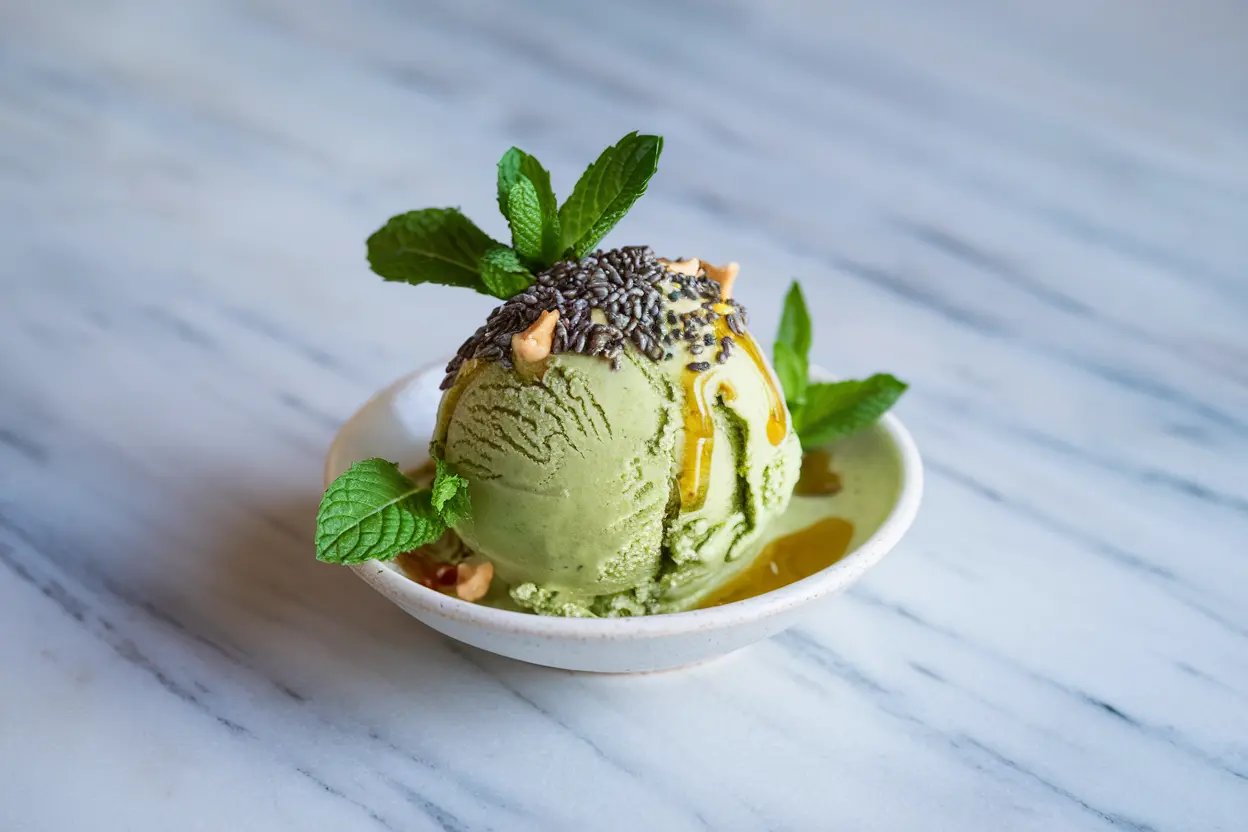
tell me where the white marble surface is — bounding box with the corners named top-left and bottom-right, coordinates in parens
top-left (2, 0), bottom-right (1246, 829)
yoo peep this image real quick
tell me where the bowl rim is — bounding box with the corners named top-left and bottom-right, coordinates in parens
top-left (335, 363), bottom-right (923, 639)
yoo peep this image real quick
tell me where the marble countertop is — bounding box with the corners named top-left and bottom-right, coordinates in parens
top-left (3, 1), bottom-right (1246, 829)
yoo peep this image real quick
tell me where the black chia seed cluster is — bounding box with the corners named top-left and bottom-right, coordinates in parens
top-left (441, 246), bottom-right (748, 389)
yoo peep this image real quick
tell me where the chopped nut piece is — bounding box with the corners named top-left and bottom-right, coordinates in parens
top-left (511, 309), bottom-right (560, 364)
top-left (455, 560), bottom-right (494, 602)
top-left (702, 261), bottom-right (740, 299)
top-left (660, 257), bottom-right (701, 277)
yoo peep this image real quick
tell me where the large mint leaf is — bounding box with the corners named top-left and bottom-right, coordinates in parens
top-left (773, 342), bottom-right (807, 411)
top-left (774, 281), bottom-right (813, 407)
top-left (777, 281), bottom-right (813, 363)
top-left (497, 148), bottom-right (525, 216)
top-left (558, 132), bottom-right (663, 258)
top-left (366, 208), bottom-right (496, 293)
top-left (479, 245), bottom-right (534, 299)
top-left (794, 374), bottom-right (908, 449)
top-left (315, 459), bottom-right (446, 564)
top-left (498, 148), bottom-right (561, 265)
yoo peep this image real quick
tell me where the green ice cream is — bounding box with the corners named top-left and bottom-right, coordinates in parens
top-left (434, 249), bottom-right (801, 616)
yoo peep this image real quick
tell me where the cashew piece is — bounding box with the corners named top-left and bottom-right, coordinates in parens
top-left (511, 309), bottom-right (560, 364)
top-left (455, 560), bottom-right (494, 602)
top-left (660, 257), bottom-right (701, 277)
top-left (702, 261), bottom-right (740, 300)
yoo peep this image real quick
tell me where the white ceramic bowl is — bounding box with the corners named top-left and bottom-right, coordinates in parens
top-left (325, 362), bottom-right (922, 672)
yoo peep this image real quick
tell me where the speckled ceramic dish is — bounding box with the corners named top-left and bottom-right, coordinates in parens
top-left (325, 362), bottom-right (923, 673)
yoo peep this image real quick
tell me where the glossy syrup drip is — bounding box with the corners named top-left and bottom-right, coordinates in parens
top-left (713, 315), bottom-right (787, 445)
top-left (795, 448), bottom-right (842, 496)
top-left (677, 314), bottom-right (788, 511)
top-left (679, 370), bottom-right (736, 510)
top-left (699, 517), bottom-right (855, 608)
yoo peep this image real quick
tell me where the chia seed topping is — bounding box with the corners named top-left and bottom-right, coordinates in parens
top-left (441, 246), bottom-right (748, 388)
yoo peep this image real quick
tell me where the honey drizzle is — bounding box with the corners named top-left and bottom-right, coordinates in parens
top-left (699, 517), bottom-right (855, 607)
top-left (712, 315), bottom-right (787, 446)
top-left (795, 448), bottom-right (842, 496)
top-left (677, 314), bottom-right (790, 511)
top-left (679, 370), bottom-right (736, 510)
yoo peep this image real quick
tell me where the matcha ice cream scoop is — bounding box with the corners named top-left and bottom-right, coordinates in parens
top-left (314, 133), bottom-right (908, 616)
top-left (434, 247), bottom-right (801, 616)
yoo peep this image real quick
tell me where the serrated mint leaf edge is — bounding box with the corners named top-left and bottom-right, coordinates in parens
top-left (795, 374), bottom-right (909, 449)
top-left (432, 457), bottom-right (472, 527)
top-left (369, 210), bottom-right (485, 274)
top-left (365, 208), bottom-right (498, 295)
top-left (557, 132), bottom-right (663, 257)
top-left (315, 459), bottom-right (443, 565)
top-left (497, 149), bottom-right (561, 265)
top-left (570, 135), bottom-right (663, 257)
top-left (479, 245), bottom-right (534, 299)
top-left (773, 341), bottom-right (808, 410)
top-left (497, 148), bottom-right (524, 216)
top-left (777, 281), bottom-right (813, 363)
top-left (506, 175), bottom-right (546, 264)
top-left (431, 458), bottom-right (468, 512)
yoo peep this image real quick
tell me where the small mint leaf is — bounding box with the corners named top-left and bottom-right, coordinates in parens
top-left (479, 245), bottom-right (534, 299)
top-left (775, 281), bottom-right (813, 409)
top-left (367, 209), bottom-right (497, 294)
top-left (773, 342), bottom-right (808, 410)
top-left (315, 459), bottom-right (446, 565)
top-left (497, 148), bottom-right (524, 216)
top-left (506, 175), bottom-right (546, 264)
top-left (432, 458), bottom-right (471, 527)
top-left (778, 281), bottom-right (813, 361)
top-left (558, 132), bottom-right (663, 258)
top-left (795, 374), bottom-right (908, 449)
top-left (498, 148), bottom-right (561, 264)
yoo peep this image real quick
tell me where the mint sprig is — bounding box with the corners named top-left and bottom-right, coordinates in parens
top-left (774, 280), bottom-right (908, 449)
top-left (365, 132), bottom-right (662, 300)
top-left (315, 457), bottom-right (470, 565)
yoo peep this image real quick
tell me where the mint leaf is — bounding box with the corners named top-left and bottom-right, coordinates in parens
top-left (778, 281), bottom-right (813, 363)
top-left (773, 342), bottom-right (808, 409)
top-left (497, 148), bottom-right (525, 216)
top-left (431, 458), bottom-right (471, 527)
top-left (506, 175), bottom-right (546, 264)
top-left (772, 279), bottom-right (906, 447)
top-left (316, 459), bottom-right (447, 564)
top-left (558, 132), bottom-right (663, 258)
top-left (774, 281), bottom-right (812, 408)
top-left (498, 148), bottom-right (561, 264)
top-left (794, 374), bottom-right (908, 449)
top-left (479, 245), bottom-right (534, 299)
top-left (367, 208), bottom-right (498, 294)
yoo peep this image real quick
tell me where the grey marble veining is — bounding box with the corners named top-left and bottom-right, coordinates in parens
top-left (2, 0), bottom-right (1246, 829)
